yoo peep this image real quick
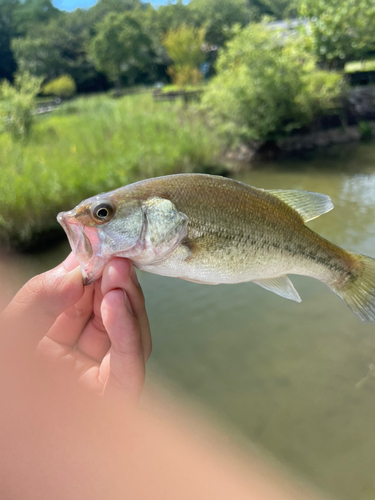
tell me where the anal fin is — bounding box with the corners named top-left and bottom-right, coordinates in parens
top-left (253, 276), bottom-right (301, 302)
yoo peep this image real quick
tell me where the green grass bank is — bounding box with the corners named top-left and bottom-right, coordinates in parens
top-left (0, 93), bottom-right (222, 249)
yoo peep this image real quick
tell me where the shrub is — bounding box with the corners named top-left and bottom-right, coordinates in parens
top-left (201, 24), bottom-right (344, 144)
top-left (42, 74), bottom-right (77, 98)
top-left (0, 72), bottom-right (43, 140)
top-left (163, 25), bottom-right (206, 85)
top-left (167, 66), bottom-right (203, 86)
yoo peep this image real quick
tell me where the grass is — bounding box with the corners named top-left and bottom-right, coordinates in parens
top-left (345, 59), bottom-right (375, 73)
top-left (0, 93), bottom-right (222, 248)
top-left (160, 83), bottom-right (206, 93)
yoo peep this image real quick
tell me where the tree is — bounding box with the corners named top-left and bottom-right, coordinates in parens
top-left (12, 0), bottom-right (60, 34)
top-left (89, 0), bottom-right (142, 24)
top-left (153, 0), bottom-right (194, 35)
top-left (90, 12), bottom-right (152, 88)
top-left (251, 0), bottom-right (299, 20)
top-left (201, 24), bottom-right (344, 144)
top-left (300, 0), bottom-right (375, 67)
top-left (163, 24), bottom-right (205, 85)
top-left (0, 71), bottom-right (43, 140)
top-left (12, 10), bottom-right (109, 93)
top-left (0, 0), bottom-right (20, 81)
top-left (129, 6), bottom-right (171, 84)
top-left (189, 0), bottom-right (250, 46)
top-left (12, 34), bottom-right (61, 78)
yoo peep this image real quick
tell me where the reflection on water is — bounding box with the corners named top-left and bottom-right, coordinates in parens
top-left (6, 142), bottom-right (375, 500)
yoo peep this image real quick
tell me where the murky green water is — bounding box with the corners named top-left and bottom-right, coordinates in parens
top-left (7, 142), bottom-right (375, 500)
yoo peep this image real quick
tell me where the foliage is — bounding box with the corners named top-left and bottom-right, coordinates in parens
top-left (12, 10), bottom-right (108, 93)
top-left (122, 7), bottom-right (171, 85)
top-left (300, 0), bottom-right (375, 66)
top-left (12, 35), bottom-right (60, 77)
top-left (11, 0), bottom-right (60, 35)
top-left (2, 0), bottom-right (300, 89)
top-left (167, 67), bottom-right (203, 87)
top-left (163, 24), bottom-right (205, 68)
top-left (187, 0), bottom-right (298, 45)
top-left (152, 0), bottom-right (195, 35)
top-left (201, 24), bottom-right (344, 144)
top-left (0, 0), bottom-right (19, 82)
top-left (253, 0), bottom-right (300, 20)
top-left (0, 94), bottom-right (222, 247)
top-left (42, 74), bottom-right (76, 98)
top-left (90, 12), bottom-right (152, 87)
top-left (163, 25), bottom-right (205, 85)
top-left (0, 71), bottom-right (42, 140)
top-left (345, 60), bottom-right (375, 74)
top-left (89, 0), bottom-right (142, 23)
top-left (0, 0), bottom-right (62, 82)
top-left (188, 0), bottom-right (250, 46)
top-left (359, 121), bottom-right (373, 141)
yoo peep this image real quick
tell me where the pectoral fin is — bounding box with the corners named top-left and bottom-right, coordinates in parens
top-left (253, 276), bottom-right (301, 302)
top-left (142, 197), bottom-right (188, 246)
top-left (267, 189), bottom-right (333, 222)
top-left (139, 197), bottom-right (189, 264)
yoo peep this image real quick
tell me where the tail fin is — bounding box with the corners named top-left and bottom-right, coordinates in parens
top-left (331, 254), bottom-right (375, 322)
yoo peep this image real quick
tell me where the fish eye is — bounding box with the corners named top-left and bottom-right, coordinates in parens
top-left (92, 202), bottom-right (114, 223)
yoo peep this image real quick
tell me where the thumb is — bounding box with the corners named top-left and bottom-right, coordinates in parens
top-left (1, 253), bottom-right (84, 347)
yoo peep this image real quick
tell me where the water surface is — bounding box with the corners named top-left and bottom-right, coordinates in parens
top-left (7, 142), bottom-right (375, 500)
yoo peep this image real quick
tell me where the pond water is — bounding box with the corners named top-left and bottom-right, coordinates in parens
top-left (6, 142), bottom-right (375, 500)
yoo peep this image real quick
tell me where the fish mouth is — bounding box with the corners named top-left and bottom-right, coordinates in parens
top-left (57, 211), bottom-right (107, 285)
top-left (57, 211), bottom-right (93, 260)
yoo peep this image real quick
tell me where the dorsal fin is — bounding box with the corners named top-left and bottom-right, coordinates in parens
top-left (267, 189), bottom-right (334, 222)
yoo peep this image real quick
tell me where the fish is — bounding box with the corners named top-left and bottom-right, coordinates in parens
top-left (57, 173), bottom-right (375, 322)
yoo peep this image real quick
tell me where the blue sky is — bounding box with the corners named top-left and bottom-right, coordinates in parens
top-left (52, 0), bottom-right (171, 11)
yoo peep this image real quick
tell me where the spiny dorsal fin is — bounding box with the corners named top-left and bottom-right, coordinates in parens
top-left (267, 189), bottom-right (334, 222)
top-left (253, 275), bottom-right (301, 303)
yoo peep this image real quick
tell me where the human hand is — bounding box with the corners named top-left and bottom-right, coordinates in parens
top-left (1, 254), bottom-right (151, 402)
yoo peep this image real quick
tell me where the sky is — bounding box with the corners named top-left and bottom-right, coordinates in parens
top-left (52, 0), bottom-right (172, 11)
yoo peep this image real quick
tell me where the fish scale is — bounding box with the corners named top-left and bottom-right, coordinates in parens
top-left (58, 173), bottom-right (375, 322)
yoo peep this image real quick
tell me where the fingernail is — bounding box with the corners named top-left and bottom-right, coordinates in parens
top-left (123, 290), bottom-right (134, 316)
top-left (65, 266), bottom-right (84, 284)
top-left (63, 252), bottom-right (79, 272)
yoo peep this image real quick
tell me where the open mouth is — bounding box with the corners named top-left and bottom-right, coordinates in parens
top-left (57, 212), bottom-right (93, 261)
top-left (57, 211), bottom-right (108, 285)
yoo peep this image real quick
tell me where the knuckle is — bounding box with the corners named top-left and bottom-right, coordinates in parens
top-left (115, 345), bottom-right (142, 359)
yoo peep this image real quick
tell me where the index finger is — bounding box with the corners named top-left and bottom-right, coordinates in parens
top-left (101, 258), bottom-right (152, 361)
top-left (1, 253), bottom-right (84, 348)
top-left (100, 288), bottom-right (145, 401)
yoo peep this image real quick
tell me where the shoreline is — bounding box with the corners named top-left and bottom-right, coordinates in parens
top-left (224, 122), bottom-right (375, 166)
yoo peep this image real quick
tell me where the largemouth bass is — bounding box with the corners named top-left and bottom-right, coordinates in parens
top-left (57, 174), bottom-right (375, 321)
